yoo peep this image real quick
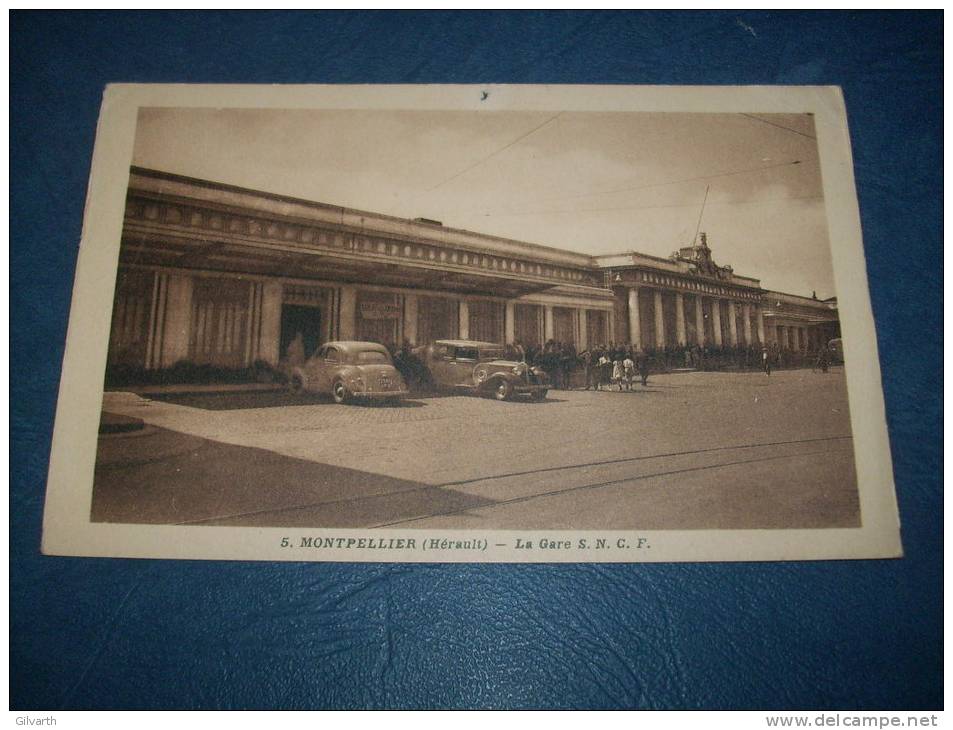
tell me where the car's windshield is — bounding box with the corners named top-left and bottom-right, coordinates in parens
top-left (356, 350), bottom-right (390, 364)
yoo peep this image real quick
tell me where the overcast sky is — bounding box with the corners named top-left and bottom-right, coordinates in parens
top-left (133, 108), bottom-right (834, 297)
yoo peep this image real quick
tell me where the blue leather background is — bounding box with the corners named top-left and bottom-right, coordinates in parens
top-left (11, 11), bottom-right (941, 710)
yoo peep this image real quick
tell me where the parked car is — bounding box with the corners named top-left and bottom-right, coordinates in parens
top-left (414, 339), bottom-right (549, 401)
top-left (289, 341), bottom-right (408, 404)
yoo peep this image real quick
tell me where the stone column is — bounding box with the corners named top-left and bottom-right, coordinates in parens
top-left (695, 296), bottom-right (705, 345)
top-left (258, 280), bottom-right (283, 365)
top-left (675, 292), bottom-right (687, 346)
top-left (244, 281), bottom-right (260, 366)
top-left (756, 306), bottom-right (766, 344)
top-left (577, 309), bottom-right (588, 351)
top-left (159, 274), bottom-right (193, 368)
top-left (654, 290), bottom-right (665, 348)
top-left (339, 285), bottom-right (357, 340)
top-left (403, 293), bottom-right (418, 346)
top-left (458, 300), bottom-right (470, 340)
top-left (543, 305), bottom-right (554, 342)
top-left (627, 287), bottom-right (641, 350)
top-left (792, 327), bottom-right (800, 352)
top-left (727, 301), bottom-right (738, 346)
top-left (742, 304), bottom-right (752, 346)
top-left (711, 299), bottom-right (723, 346)
top-left (504, 301), bottom-right (516, 344)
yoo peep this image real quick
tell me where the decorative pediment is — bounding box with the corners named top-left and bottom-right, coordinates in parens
top-left (670, 232), bottom-right (734, 280)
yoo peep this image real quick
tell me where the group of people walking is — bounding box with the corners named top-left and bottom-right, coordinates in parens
top-left (578, 345), bottom-right (651, 391)
top-left (520, 339), bottom-right (838, 388)
top-left (517, 341), bottom-right (651, 391)
top-left (385, 337), bottom-right (838, 393)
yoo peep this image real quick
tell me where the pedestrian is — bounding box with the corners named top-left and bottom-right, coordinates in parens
top-left (286, 331), bottom-right (305, 366)
top-left (580, 349), bottom-right (593, 390)
top-left (514, 339), bottom-right (526, 362)
top-left (637, 351), bottom-right (649, 387)
top-left (561, 342), bottom-right (576, 390)
top-left (543, 340), bottom-right (558, 388)
top-left (623, 352), bottom-right (635, 390)
top-left (612, 357), bottom-right (625, 391)
top-left (596, 351), bottom-right (611, 390)
top-left (762, 347), bottom-right (771, 376)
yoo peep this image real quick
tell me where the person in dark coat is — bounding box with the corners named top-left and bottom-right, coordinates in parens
top-left (580, 348), bottom-right (594, 390)
top-left (816, 344), bottom-right (830, 374)
top-left (560, 342), bottom-right (576, 390)
top-left (636, 350), bottom-right (650, 387)
top-left (595, 348), bottom-right (611, 390)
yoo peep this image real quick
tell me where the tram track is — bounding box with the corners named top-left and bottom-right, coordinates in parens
top-left (178, 434), bottom-right (853, 528)
top-left (370, 440), bottom-right (854, 528)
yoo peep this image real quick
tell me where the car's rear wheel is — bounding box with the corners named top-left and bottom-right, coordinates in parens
top-left (332, 380), bottom-right (350, 404)
top-left (493, 380), bottom-right (513, 401)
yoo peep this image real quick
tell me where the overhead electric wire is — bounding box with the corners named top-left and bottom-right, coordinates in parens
top-left (478, 193), bottom-right (823, 218)
top-left (427, 112), bottom-right (562, 191)
top-left (475, 158), bottom-right (804, 213)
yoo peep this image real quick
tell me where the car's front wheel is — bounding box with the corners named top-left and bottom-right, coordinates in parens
top-left (493, 379), bottom-right (513, 401)
top-left (332, 380), bottom-right (350, 404)
top-left (532, 388), bottom-right (548, 401)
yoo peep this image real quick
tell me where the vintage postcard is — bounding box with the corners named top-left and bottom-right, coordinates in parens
top-left (41, 84), bottom-right (902, 562)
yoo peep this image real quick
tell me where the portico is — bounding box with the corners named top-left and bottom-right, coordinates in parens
top-left (599, 234), bottom-right (767, 352)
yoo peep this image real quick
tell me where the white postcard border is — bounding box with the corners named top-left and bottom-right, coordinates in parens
top-left (41, 84), bottom-right (902, 562)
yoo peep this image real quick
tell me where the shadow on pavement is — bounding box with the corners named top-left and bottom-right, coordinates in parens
top-left (92, 425), bottom-right (497, 527)
top-left (146, 391), bottom-right (428, 411)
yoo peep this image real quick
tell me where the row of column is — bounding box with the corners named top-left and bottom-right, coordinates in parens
top-left (459, 300), bottom-right (598, 349)
top-left (135, 274), bottom-right (615, 369)
top-left (339, 286), bottom-right (610, 351)
top-left (627, 286), bottom-right (766, 350)
top-left (775, 325), bottom-right (814, 353)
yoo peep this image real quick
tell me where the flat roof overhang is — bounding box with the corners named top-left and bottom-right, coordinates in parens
top-left (119, 229), bottom-right (589, 299)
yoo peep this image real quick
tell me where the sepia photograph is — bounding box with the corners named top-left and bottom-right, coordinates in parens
top-left (41, 84), bottom-right (901, 562)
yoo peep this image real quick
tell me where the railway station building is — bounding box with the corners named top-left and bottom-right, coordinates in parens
top-left (108, 168), bottom-right (840, 374)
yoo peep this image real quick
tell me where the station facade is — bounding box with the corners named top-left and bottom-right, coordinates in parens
top-left (107, 168), bottom-right (840, 373)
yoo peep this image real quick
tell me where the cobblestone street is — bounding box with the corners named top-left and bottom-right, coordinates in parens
top-left (93, 369), bottom-right (860, 530)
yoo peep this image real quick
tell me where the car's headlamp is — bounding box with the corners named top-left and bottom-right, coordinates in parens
top-left (512, 363), bottom-right (526, 375)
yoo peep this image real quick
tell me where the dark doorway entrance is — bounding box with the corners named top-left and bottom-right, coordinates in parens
top-left (280, 305), bottom-right (322, 362)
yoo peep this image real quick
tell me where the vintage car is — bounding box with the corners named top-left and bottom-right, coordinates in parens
top-left (414, 339), bottom-right (549, 401)
top-left (289, 341), bottom-right (408, 404)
